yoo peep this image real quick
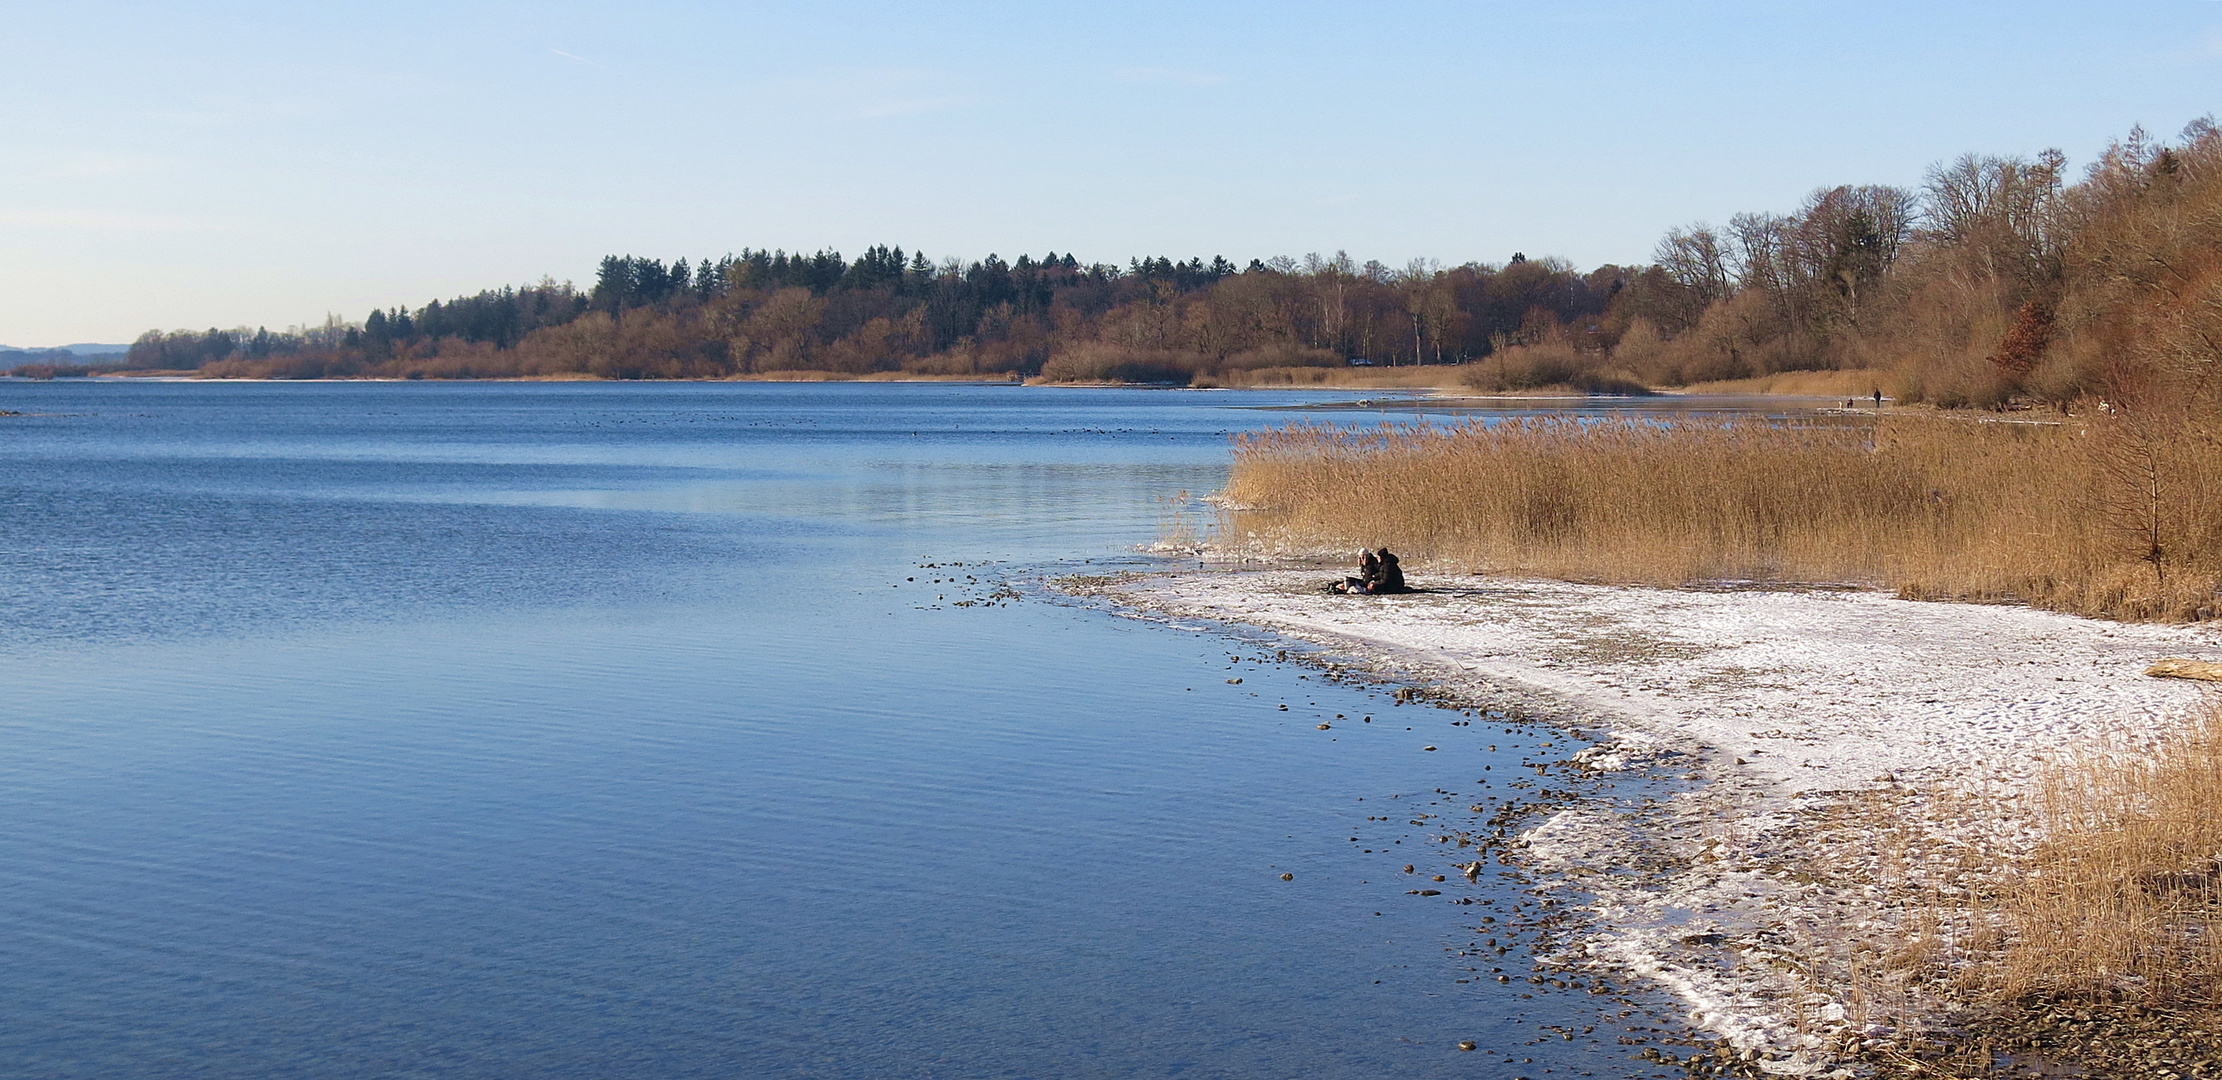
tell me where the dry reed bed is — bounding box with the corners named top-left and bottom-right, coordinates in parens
top-left (1222, 414), bottom-right (2222, 621)
top-left (1216, 413), bottom-right (2222, 1063)
top-left (1793, 698), bottom-right (2222, 1060)
top-left (1191, 364), bottom-right (1475, 390)
top-left (1992, 698), bottom-right (2222, 1005)
top-left (1838, 700), bottom-right (2222, 1072)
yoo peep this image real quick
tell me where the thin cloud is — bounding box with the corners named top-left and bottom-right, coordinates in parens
top-left (859, 96), bottom-right (968, 119)
top-left (36, 152), bottom-right (166, 180)
top-left (0, 209), bottom-right (214, 231)
top-left (149, 99), bottom-right (315, 128)
top-left (1114, 66), bottom-right (1229, 87)
top-left (549, 48), bottom-right (606, 69)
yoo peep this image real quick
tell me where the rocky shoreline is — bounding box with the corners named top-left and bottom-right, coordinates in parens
top-left (1070, 566), bottom-right (2222, 1077)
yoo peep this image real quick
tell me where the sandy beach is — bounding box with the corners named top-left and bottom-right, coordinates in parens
top-left (1090, 568), bottom-right (2222, 1075)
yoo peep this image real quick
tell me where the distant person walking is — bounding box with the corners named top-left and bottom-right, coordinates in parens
top-left (1872, 388), bottom-right (1884, 408)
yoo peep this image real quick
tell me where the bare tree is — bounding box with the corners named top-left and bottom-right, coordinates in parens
top-left (2096, 400), bottom-right (2179, 591)
top-left (1651, 224), bottom-right (1735, 333)
top-left (1654, 224), bottom-right (1735, 300)
top-left (1920, 152), bottom-right (2066, 289)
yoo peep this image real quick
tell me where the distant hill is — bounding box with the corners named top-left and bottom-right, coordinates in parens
top-left (0, 343), bottom-right (130, 356)
top-left (1, 343), bottom-right (137, 376)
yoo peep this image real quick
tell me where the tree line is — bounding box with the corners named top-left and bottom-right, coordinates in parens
top-left (108, 245), bottom-right (1622, 382)
top-left (69, 117), bottom-right (2222, 410)
top-left (1588, 119), bottom-right (2222, 413)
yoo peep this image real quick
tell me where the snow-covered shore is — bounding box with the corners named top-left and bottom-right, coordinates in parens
top-left (1091, 569), bottom-right (2222, 1075)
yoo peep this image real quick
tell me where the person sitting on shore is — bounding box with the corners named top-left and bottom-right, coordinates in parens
top-left (1371, 547), bottom-right (1408, 594)
top-left (1335, 549), bottom-right (1379, 593)
top-left (1333, 547), bottom-right (1409, 594)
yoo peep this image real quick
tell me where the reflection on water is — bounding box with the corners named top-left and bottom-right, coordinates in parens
top-left (0, 381), bottom-right (1676, 1078)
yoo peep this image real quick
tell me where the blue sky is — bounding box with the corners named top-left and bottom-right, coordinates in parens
top-left (5, 1), bottom-right (2220, 345)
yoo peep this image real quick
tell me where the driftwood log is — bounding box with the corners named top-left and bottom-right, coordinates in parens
top-left (2145, 658), bottom-right (2222, 682)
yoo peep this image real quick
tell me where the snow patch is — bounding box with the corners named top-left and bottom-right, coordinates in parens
top-left (1097, 569), bottom-right (2222, 1066)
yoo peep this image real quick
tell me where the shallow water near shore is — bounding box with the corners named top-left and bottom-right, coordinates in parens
top-left (1, 381), bottom-right (1693, 1078)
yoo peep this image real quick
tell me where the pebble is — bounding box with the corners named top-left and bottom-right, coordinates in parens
top-left (1279, 873), bottom-right (1293, 881)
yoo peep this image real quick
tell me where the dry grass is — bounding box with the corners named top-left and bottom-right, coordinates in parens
top-left (1991, 699), bottom-right (2222, 1004)
top-left (1674, 369), bottom-right (1898, 398)
top-left (726, 369), bottom-right (1020, 382)
top-left (1459, 341), bottom-right (1650, 395)
top-left (1221, 413), bottom-right (2222, 621)
top-left (1194, 364), bottom-right (1474, 390)
top-left (1671, 703), bottom-right (2222, 1065)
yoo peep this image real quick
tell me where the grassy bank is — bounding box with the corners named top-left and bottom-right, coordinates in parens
top-left (1222, 413), bottom-right (2222, 621)
top-left (1222, 403), bottom-right (2222, 1072)
top-left (1855, 700), bottom-right (2222, 1076)
top-left (1191, 364), bottom-right (1473, 390)
top-left (1672, 368), bottom-right (1895, 398)
top-left (722, 369), bottom-right (1019, 382)
top-left (1997, 701), bottom-right (2222, 1004)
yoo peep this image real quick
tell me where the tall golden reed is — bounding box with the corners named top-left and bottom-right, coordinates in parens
top-left (1994, 699), bottom-right (2222, 1004)
top-left (1222, 414), bottom-right (2222, 621)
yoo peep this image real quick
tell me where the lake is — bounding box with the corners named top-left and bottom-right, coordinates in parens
top-left (0, 380), bottom-right (1678, 1079)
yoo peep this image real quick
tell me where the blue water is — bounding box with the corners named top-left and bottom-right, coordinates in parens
top-left (0, 381), bottom-right (1673, 1079)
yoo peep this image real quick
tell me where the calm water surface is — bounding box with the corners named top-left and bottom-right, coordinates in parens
top-left (0, 381), bottom-right (1671, 1079)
